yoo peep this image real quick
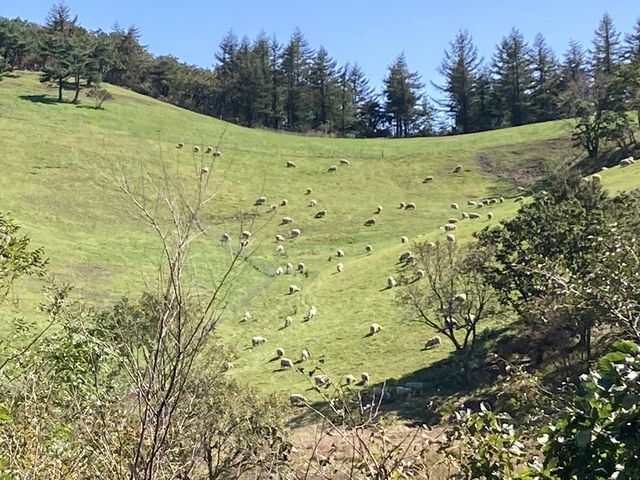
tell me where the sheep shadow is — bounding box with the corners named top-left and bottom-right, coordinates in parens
top-left (363, 332), bottom-right (374, 338)
top-left (268, 356), bottom-right (280, 363)
top-left (19, 94), bottom-right (60, 105)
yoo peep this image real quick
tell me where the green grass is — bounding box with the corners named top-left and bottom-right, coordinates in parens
top-left (2, 72), bottom-right (637, 403)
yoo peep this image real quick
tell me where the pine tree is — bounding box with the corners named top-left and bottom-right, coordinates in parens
top-left (40, 2), bottom-right (78, 101)
top-left (492, 28), bottom-right (533, 126)
top-left (529, 33), bottom-right (561, 122)
top-left (348, 63), bottom-right (375, 136)
top-left (471, 67), bottom-right (498, 131)
top-left (435, 30), bottom-right (481, 133)
top-left (591, 13), bottom-right (621, 76)
top-left (561, 39), bottom-right (587, 85)
top-left (280, 29), bottom-right (312, 130)
top-left (308, 46), bottom-right (338, 131)
top-left (623, 17), bottom-right (640, 126)
top-left (383, 53), bottom-right (423, 137)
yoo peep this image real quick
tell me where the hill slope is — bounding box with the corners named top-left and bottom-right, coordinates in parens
top-left (4, 72), bottom-right (630, 400)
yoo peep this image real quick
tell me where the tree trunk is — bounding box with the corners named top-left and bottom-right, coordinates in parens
top-left (57, 78), bottom-right (63, 102)
top-left (72, 74), bottom-right (81, 104)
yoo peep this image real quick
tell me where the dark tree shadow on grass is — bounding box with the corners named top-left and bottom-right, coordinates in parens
top-left (19, 95), bottom-right (60, 105)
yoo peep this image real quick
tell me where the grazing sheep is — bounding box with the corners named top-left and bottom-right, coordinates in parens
top-left (361, 372), bottom-right (370, 384)
top-left (462, 212), bottom-right (469, 219)
top-left (296, 262), bottom-right (305, 273)
top-left (240, 239), bottom-right (250, 248)
top-left (476, 202), bottom-right (484, 208)
top-left (289, 285), bottom-right (300, 294)
top-left (404, 202), bottom-right (416, 210)
top-left (205, 146), bottom-right (213, 154)
top-left (289, 393), bottom-right (307, 405)
top-left (314, 375), bottom-right (331, 387)
top-left (396, 386), bottom-right (412, 397)
top-left (255, 196), bottom-right (267, 206)
top-left (269, 204), bottom-right (278, 211)
top-left (290, 228), bottom-right (301, 238)
top-left (465, 314), bottom-right (476, 325)
top-left (487, 212), bottom-right (494, 220)
top-left (275, 245), bottom-right (285, 253)
top-left (375, 205), bottom-right (383, 214)
top-left (453, 293), bottom-right (467, 303)
top-left (308, 199), bottom-right (318, 207)
top-left (281, 199), bottom-right (288, 206)
top-left (305, 187), bottom-right (313, 195)
top-left (200, 166), bottom-right (209, 175)
top-left (177, 142), bottom-right (184, 149)
top-left (240, 230), bottom-right (252, 240)
top-left (285, 263), bottom-right (293, 274)
top-left (284, 316), bottom-right (293, 327)
top-left (364, 218), bottom-right (376, 226)
top-left (193, 146), bottom-right (201, 153)
top-left (275, 234), bottom-right (285, 242)
top-left (399, 251), bottom-right (412, 262)
top-left (467, 200), bottom-right (478, 206)
top-left (315, 210), bottom-right (327, 219)
top-left (276, 347), bottom-right (285, 358)
top-left (275, 266), bottom-right (284, 276)
top-left (469, 212), bottom-right (480, 219)
top-left (251, 336), bottom-right (267, 347)
top-left (365, 244), bottom-right (373, 252)
top-left (423, 175), bottom-right (434, 183)
top-left (336, 249), bottom-right (345, 257)
top-left (212, 150), bottom-right (221, 157)
top-left (591, 174), bottom-right (602, 182)
top-left (446, 233), bottom-right (455, 242)
top-left (336, 262), bottom-right (344, 273)
top-left (280, 358), bottom-right (293, 369)
top-left (328, 165), bottom-right (337, 172)
top-left (370, 323), bottom-right (382, 334)
top-left (416, 269), bottom-right (426, 279)
top-left (619, 157), bottom-right (635, 167)
top-left (399, 202), bottom-right (406, 209)
top-left (405, 382), bottom-right (425, 391)
top-left (221, 233), bottom-right (230, 242)
top-left (443, 316), bottom-right (457, 329)
top-left (450, 202), bottom-right (459, 210)
top-left (339, 158), bottom-right (350, 166)
top-left (424, 336), bottom-right (442, 349)
top-left (517, 186), bottom-right (527, 193)
top-left (286, 161), bottom-right (297, 168)
top-left (307, 306), bottom-right (317, 320)
top-left (300, 349), bottom-right (310, 361)
top-left (482, 199), bottom-right (490, 205)
top-left (401, 236), bottom-right (409, 244)
top-left (499, 197), bottom-right (504, 203)
top-left (344, 374), bottom-right (357, 385)
top-left (372, 386), bottom-right (391, 401)
top-left (281, 216), bottom-right (294, 225)
top-left (452, 164), bottom-right (462, 173)
top-left (387, 276), bottom-right (397, 288)
top-left (448, 218), bottom-right (459, 223)
top-left (243, 311), bottom-right (252, 322)
top-left (444, 223), bottom-right (457, 231)
top-left (427, 241), bottom-right (436, 248)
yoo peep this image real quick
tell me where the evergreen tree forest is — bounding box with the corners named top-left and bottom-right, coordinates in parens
top-left (1, 3), bottom-right (640, 141)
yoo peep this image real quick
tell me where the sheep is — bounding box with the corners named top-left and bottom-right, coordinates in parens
top-left (255, 196), bottom-right (267, 206)
top-left (336, 262), bottom-right (344, 273)
top-left (275, 234), bottom-right (285, 242)
top-left (307, 306), bottom-right (317, 320)
top-left (200, 166), bottom-right (210, 175)
top-left (212, 150), bottom-right (221, 157)
top-left (404, 202), bottom-right (416, 210)
top-left (499, 197), bottom-right (504, 203)
top-left (276, 347), bottom-right (285, 358)
top-left (314, 375), bottom-right (331, 387)
top-left (487, 212), bottom-right (494, 220)
top-left (399, 251), bottom-right (412, 262)
top-left (482, 199), bottom-right (490, 205)
top-left (281, 199), bottom-right (288, 206)
top-left (396, 386), bottom-right (412, 397)
top-left (469, 212), bottom-right (481, 219)
top-left (336, 249), bottom-right (345, 257)
top-left (280, 357), bottom-right (293, 369)
top-left (467, 200), bottom-right (478, 206)
top-left (462, 212), bottom-right (470, 219)
top-left (251, 336), bottom-right (267, 347)
top-left (289, 285), bottom-right (300, 294)
top-left (221, 233), bottom-right (230, 242)
top-left (387, 276), bottom-right (397, 288)
top-left (243, 311), bottom-right (252, 322)
top-left (240, 239), bottom-right (250, 248)
top-left (275, 266), bottom-right (284, 276)
top-left (453, 292), bottom-right (467, 303)
top-left (344, 374), bottom-right (357, 385)
top-left (401, 236), bottom-right (409, 244)
top-left (240, 230), bottom-right (252, 240)
top-left (305, 187), bottom-right (313, 195)
top-left (423, 175), bottom-right (434, 183)
top-left (424, 336), bottom-right (442, 349)
top-left (415, 269), bottom-right (426, 279)
top-left (269, 204), bottom-right (278, 212)
top-left (448, 218), bottom-right (459, 224)
top-left (465, 314), bottom-right (477, 325)
top-left (286, 161), bottom-right (297, 168)
top-left (405, 381), bottom-right (425, 391)
top-left (315, 210), bottom-right (327, 219)
top-left (290, 228), bottom-right (301, 238)
top-left (205, 146), bottom-right (213, 154)
top-left (327, 165), bottom-right (337, 172)
top-left (370, 323), bottom-right (382, 334)
top-left (476, 202), bottom-right (484, 208)
top-left (300, 349), bottom-right (310, 361)
top-left (591, 174), bottom-right (602, 182)
top-left (364, 218), bottom-right (376, 226)
top-left (339, 158), bottom-right (350, 166)
top-left (177, 142), bottom-right (184, 149)
top-left (281, 216), bottom-right (294, 225)
top-left (293, 263), bottom-right (303, 274)
top-left (443, 316), bottom-right (457, 329)
top-left (193, 146), bottom-right (201, 153)
top-left (284, 316), bottom-right (293, 327)
top-left (285, 263), bottom-right (293, 274)
top-left (444, 223), bottom-right (457, 231)
top-left (372, 386), bottom-right (391, 401)
top-left (365, 244), bottom-right (373, 252)
top-left (360, 372), bottom-right (370, 384)
top-left (450, 202), bottom-right (459, 210)
top-left (427, 241), bottom-right (436, 248)
top-left (446, 233), bottom-right (456, 242)
top-left (289, 393), bottom-right (307, 405)
top-left (452, 164), bottom-right (462, 173)
top-left (517, 186), bottom-right (527, 193)
top-left (620, 157), bottom-right (635, 167)
top-left (399, 202), bottom-right (406, 209)
top-left (275, 245), bottom-right (285, 254)
top-left (308, 199), bottom-right (318, 207)
top-left (375, 205), bottom-right (383, 214)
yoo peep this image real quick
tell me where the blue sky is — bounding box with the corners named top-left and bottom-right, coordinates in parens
top-left (2, 1), bottom-right (639, 96)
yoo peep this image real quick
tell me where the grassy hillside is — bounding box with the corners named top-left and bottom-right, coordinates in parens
top-left (4, 72), bottom-right (630, 402)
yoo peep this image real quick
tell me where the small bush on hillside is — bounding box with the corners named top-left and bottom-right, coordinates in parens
top-left (86, 86), bottom-right (113, 109)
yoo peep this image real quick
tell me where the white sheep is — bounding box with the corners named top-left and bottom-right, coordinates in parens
top-left (275, 266), bottom-right (284, 276)
top-left (344, 374), bottom-right (357, 385)
top-left (307, 306), bottom-right (317, 320)
top-left (201, 166), bottom-right (209, 175)
top-left (221, 233), bottom-right (230, 242)
top-left (289, 285), bottom-right (300, 294)
top-left (300, 349), bottom-right (310, 361)
top-left (290, 228), bottom-right (301, 238)
top-left (177, 142), bottom-right (184, 149)
top-left (336, 262), bottom-right (344, 273)
top-left (448, 218), bottom-right (459, 223)
top-left (297, 262), bottom-right (305, 273)
top-left (255, 196), bottom-right (267, 205)
top-left (251, 336), bottom-right (267, 347)
top-left (286, 161), bottom-right (297, 168)
top-left (289, 393), bottom-right (307, 405)
top-left (401, 236), bottom-right (409, 244)
top-left (240, 230), bottom-right (252, 240)
top-left (404, 202), bottom-right (416, 210)
top-left (242, 311), bottom-right (252, 322)
top-left (517, 186), bottom-right (527, 193)
top-left (467, 200), bottom-right (478, 206)
top-left (285, 262), bottom-right (293, 274)
top-left (281, 216), bottom-right (294, 225)
top-left (327, 165), bottom-right (337, 172)
top-left (339, 158), bottom-right (350, 166)
top-left (336, 249), bottom-right (345, 257)
top-left (469, 212), bottom-right (480, 219)
top-left (275, 234), bottom-right (285, 242)
top-left (284, 316), bottom-right (293, 327)
top-left (452, 164), bottom-right (462, 173)
top-left (387, 276), bottom-right (397, 288)
top-left (591, 174), bottom-right (602, 182)
top-left (446, 233), bottom-right (456, 242)
top-left (370, 323), bottom-right (382, 334)
top-left (240, 239), bottom-right (250, 248)
top-left (365, 244), bottom-right (373, 252)
top-left (305, 187), bottom-right (313, 195)
top-left (364, 218), bottom-right (376, 226)
top-left (375, 205), bottom-right (383, 214)
top-left (212, 149), bottom-right (221, 157)
top-left (450, 202), bottom-right (459, 210)
top-left (361, 372), bottom-right (370, 384)
top-left (315, 210), bottom-right (327, 219)
top-left (444, 223), bottom-right (457, 231)
top-left (499, 197), bottom-right (504, 203)
top-left (487, 212), bottom-right (494, 220)
top-left (308, 199), bottom-right (318, 207)
top-left (193, 146), bottom-right (201, 153)
top-left (424, 336), bottom-right (442, 349)
top-left (280, 358), bottom-right (293, 369)
top-left (399, 202), bottom-right (406, 209)
top-left (314, 374), bottom-right (331, 387)
top-left (399, 251), bottom-right (412, 262)
top-left (416, 269), bottom-right (425, 279)
top-left (205, 146), bottom-right (213, 154)
top-left (275, 245), bottom-right (285, 253)
top-left (462, 212), bottom-right (469, 219)
top-left (453, 292), bottom-right (467, 303)
top-left (281, 199), bottom-right (288, 206)
top-left (423, 175), bottom-right (434, 183)
top-left (276, 347), bottom-right (285, 358)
